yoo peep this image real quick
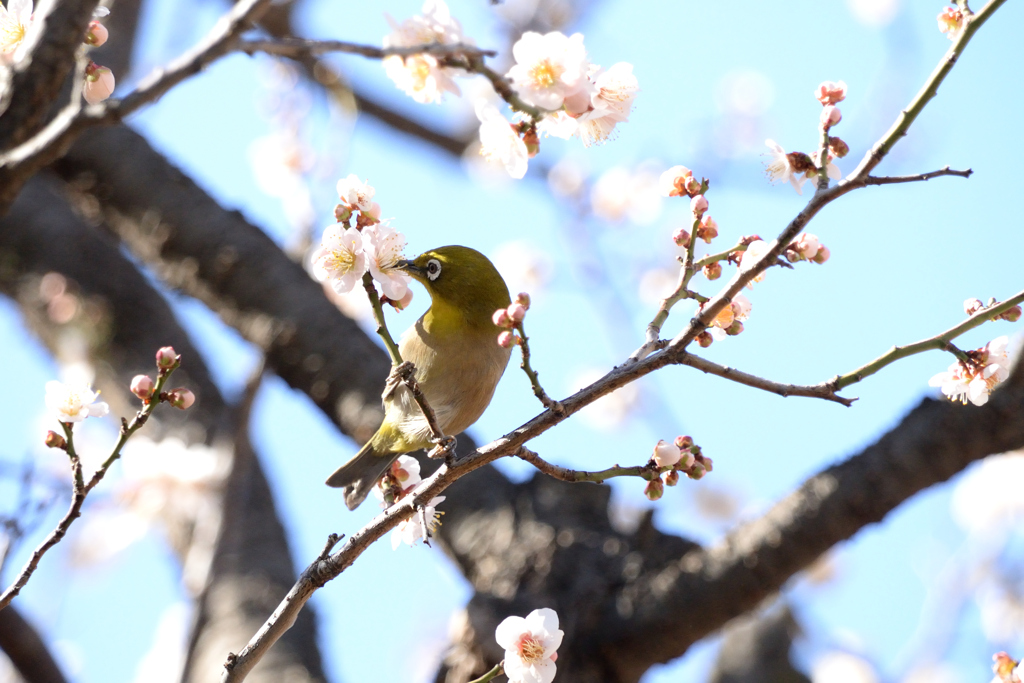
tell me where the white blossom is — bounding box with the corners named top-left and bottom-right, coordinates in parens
top-left (495, 608), bottom-right (563, 683)
top-left (476, 102), bottom-right (529, 179)
top-left (391, 496), bottom-right (445, 548)
top-left (574, 62), bottom-right (639, 147)
top-left (764, 139), bottom-right (808, 195)
top-left (336, 174), bottom-right (377, 212)
top-left (363, 223), bottom-right (411, 300)
top-left (383, 0), bottom-right (466, 104)
top-left (0, 0), bottom-right (31, 59)
top-left (310, 224), bottom-right (366, 295)
top-left (929, 336), bottom-right (1010, 406)
top-left (45, 381), bottom-right (109, 423)
top-left (507, 31), bottom-right (589, 110)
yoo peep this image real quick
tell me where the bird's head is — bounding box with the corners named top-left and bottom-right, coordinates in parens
top-left (397, 246), bottom-right (511, 331)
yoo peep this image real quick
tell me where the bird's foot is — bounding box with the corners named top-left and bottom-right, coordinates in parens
top-left (428, 435), bottom-right (457, 461)
top-left (382, 361), bottom-right (416, 400)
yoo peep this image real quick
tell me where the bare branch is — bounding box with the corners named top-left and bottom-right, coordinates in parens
top-left (864, 166), bottom-right (973, 186)
top-left (677, 353), bottom-right (856, 406)
top-left (516, 447), bottom-right (661, 484)
top-left (238, 37), bottom-right (495, 60)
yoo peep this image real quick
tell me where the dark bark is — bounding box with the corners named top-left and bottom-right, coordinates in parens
top-left (0, 605), bottom-right (68, 683)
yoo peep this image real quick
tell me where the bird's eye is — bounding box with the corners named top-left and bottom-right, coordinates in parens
top-left (426, 259), bottom-right (442, 281)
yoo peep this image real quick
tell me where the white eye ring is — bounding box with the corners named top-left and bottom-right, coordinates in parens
top-left (426, 259), bottom-right (442, 281)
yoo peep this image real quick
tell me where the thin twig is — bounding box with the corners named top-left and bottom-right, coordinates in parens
top-left (678, 354), bottom-right (856, 406)
top-left (467, 662), bottom-right (504, 683)
top-left (514, 322), bottom-right (562, 413)
top-left (830, 289), bottom-right (1024, 391)
top-left (361, 273), bottom-right (403, 366)
top-left (863, 167), bottom-right (973, 186)
top-left (517, 447), bottom-right (661, 483)
top-left (238, 38), bottom-right (495, 60)
top-left (391, 362), bottom-right (454, 459)
top-left (0, 358), bottom-right (184, 610)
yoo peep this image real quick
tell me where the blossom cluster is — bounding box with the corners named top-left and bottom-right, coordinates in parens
top-left (937, 6), bottom-right (965, 40)
top-left (1, 1), bottom-right (115, 103)
top-left (495, 608), bottom-right (563, 683)
top-left (644, 436), bottom-right (713, 500)
top-left (311, 176), bottom-right (412, 305)
top-left (964, 297), bottom-right (1022, 322)
top-left (929, 336), bottom-right (1011, 407)
top-left (763, 80), bottom-right (849, 195)
top-left (381, 1), bottom-right (638, 179)
top-left (373, 455), bottom-right (445, 549)
top-left (493, 292), bottom-right (531, 348)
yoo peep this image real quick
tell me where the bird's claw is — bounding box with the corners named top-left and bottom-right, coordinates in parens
top-left (428, 435), bottom-right (457, 461)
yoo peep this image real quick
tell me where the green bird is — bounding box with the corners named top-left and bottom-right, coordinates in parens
top-left (326, 245), bottom-right (513, 510)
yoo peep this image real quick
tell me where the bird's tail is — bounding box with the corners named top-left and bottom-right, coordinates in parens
top-left (326, 439), bottom-right (396, 511)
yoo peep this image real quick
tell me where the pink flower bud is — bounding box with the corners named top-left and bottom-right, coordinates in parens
top-left (166, 388), bottom-right (196, 410)
top-left (695, 454), bottom-right (713, 473)
top-left (828, 136), bottom-right (850, 158)
top-left (703, 262), bottom-right (722, 280)
top-left (334, 203), bottom-right (353, 223)
top-left (522, 128), bottom-right (540, 158)
top-left (673, 227), bottom-right (691, 248)
top-left (820, 105), bottom-right (842, 129)
top-left (515, 292), bottom-right (531, 309)
top-left (83, 63), bottom-right (115, 104)
top-left (156, 346), bottom-right (178, 369)
top-left (493, 308), bottom-right (513, 329)
top-left (652, 439), bottom-right (682, 468)
top-left (725, 320), bottom-right (744, 336)
top-left (131, 374), bottom-right (155, 400)
top-left (44, 430), bottom-right (67, 450)
top-left (937, 7), bottom-right (964, 38)
top-left (686, 462), bottom-right (707, 480)
top-left (644, 478), bottom-right (664, 501)
top-left (507, 302), bottom-right (527, 323)
top-left (815, 80), bottom-right (847, 105)
top-left (812, 245), bottom-right (830, 264)
top-left (664, 470), bottom-right (680, 487)
top-left (696, 331), bottom-right (714, 348)
top-left (1000, 305), bottom-right (1022, 323)
top-left (659, 165), bottom-right (692, 197)
top-left (964, 298), bottom-right (985, 316)
top-left (85, 21), bottom-right (108, 46)
top-left (698, 216), bottom-right (718, 243)
top-left (497, 330), bottom-right (517, 348)
top-left (683, 176), bottom-right (702, 196)
top-left (675, 435), bottom-right (693, 449)
top-left (690, 195), bottom-right (709, 217)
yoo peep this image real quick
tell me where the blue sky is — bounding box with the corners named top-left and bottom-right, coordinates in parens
top-left (2, 1), bottom-right (1023, 682)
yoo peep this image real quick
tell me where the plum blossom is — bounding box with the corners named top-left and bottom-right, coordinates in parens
top-left (336, 175), bottom-right (377, 213)
top-left (574, 62), bottom-right (639, 146)
top-left (476, 102), bottom-right (529, 179)
top-left (85, 20), bottom-right (107, 47)
top-left (937, 7), bottom-right (964, 40)
top-left (507, 31), bottom-right (589, 110)
top-left (495, 608), bottom-right (563, 683)
top-left (929, 336), bottom-right (1011, 406)
top-left (363, 223), bottom-right (411, 300)
top-left (45, 381), bottom-right (110, 423)
top-left (382, 0), bottom-right (466, 103)
top-left (739, 239), bottom-right (771, 286)
top-left (815, 80), bottom-right (847, 105)
top-left (708, 294), bottom-right (752, 341)
top-left (311, 224), bottom-right (366, 295)
top-left (391, 496), bottom-right (445, 548)
top-left (653, 440), bottom-right (682, 468)
top-left (764, 140), bottom-right (813, 195)
top-left (659, 165), bottom-right (693, 197)
top-left (0, 0), bottom-right (31, 59)
top-left (83, 62), bottom-right (115, 104)
top-left (787, 233), bottom-right (821, 262)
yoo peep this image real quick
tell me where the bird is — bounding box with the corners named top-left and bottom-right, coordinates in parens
top-left (326, 245), bottom-right (513, 510)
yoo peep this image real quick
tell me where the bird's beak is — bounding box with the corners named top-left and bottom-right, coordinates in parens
top-left (395, 259), bottom-right (424, 276)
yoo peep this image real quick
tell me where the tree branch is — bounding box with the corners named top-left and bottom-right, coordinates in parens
top-left (677, 353), bottom-right (855, 406)
top-left (863, 166), bottom-right (973, 186)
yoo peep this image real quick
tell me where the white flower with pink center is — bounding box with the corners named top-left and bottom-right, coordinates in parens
top-left (574, 62), bottom-right (639, 147)
top-left (45, 381), bottom-right (110, 423)
top-left (476, 102), bottom-right (529, 179)
top-left (929, 336), bottom-right (1011, 406)
top-left (382, 0), bottom-right (467, 103)
top-left (336, 175), bottom-right (377, 212)
top-left (507, 31), bottom-right (589, 110)
top-left (363, 223), bottom-right (411, 300)
top-left (0, 0), bottom-right (31, 59)
top-left (391, 496), bottom-right (445, 548)
top-left (311, 224), bottom-right (366, 295)
top-left (495, 608), bottom-right (563, 683)
top-left (764, 140), bottom-right (809, 195)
